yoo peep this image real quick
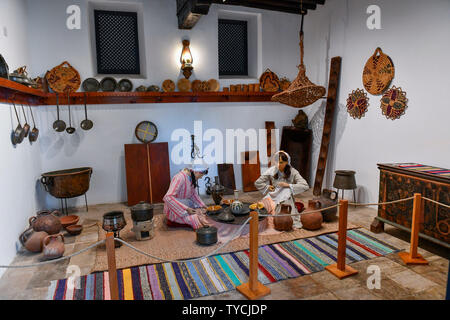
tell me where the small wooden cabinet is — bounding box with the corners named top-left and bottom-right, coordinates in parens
top-left (124, 143), bottom-right (171, 206)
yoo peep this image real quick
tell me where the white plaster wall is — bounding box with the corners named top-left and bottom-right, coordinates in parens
top-left (0, 0), bottom-right (43, 278)
top-left (25, 0), bottom-right (305, 209)
top-left (305, 0), bottom-right (450, 203)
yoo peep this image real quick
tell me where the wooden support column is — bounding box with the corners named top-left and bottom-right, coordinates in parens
top-left (325, 199), bottom-right (359, 279)
top-left (398, 193), bottom-right (429, 265)
top-left (106, 232), bottom-right (119, 300)
top-left (236, 211), bottom-right (271, 300)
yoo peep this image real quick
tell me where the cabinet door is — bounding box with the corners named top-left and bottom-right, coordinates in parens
top-left (148, 143), bottom-right (171, 203)
top-left (125, 144), bottom-right (150, 206)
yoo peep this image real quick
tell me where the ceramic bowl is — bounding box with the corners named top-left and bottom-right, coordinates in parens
top-left (60, 215), bottom-right (80, 229)
top-left (66, 224), bottom-right (83, 235)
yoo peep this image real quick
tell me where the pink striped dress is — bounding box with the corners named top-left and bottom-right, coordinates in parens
top-left (163, 170), bottom-right (205, 230)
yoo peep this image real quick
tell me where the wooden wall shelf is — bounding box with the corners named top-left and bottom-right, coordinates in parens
top-left (0, 78), bottom-right (277, 106)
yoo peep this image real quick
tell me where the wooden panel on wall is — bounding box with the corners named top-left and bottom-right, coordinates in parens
top-left (218, 164), bottom-right (236, 194)
top-left (280, 126), bottom-right (312, 184)
top-left (241, 151), bottom-right (261, 192)
top-left (148, 143), bottom-right (171, 203)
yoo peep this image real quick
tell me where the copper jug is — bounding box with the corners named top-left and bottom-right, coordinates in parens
top-left (43, 233), bottom-right (65, 260)
top-left (19, 228), bottom-right (48, 253)
top-left (274, 204), bottom-right (293, 232)
top-left (29, 210), bottom-right (62, 235)
top-left (301, 200), bottom-right (323, 230)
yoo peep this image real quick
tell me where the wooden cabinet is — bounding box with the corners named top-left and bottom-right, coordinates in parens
top-left (124, 143), bottom-right (171, 206)
top-left (372, 163), bottom-right (449, 248)
top-left (279, 126), bottom-right (312, 183)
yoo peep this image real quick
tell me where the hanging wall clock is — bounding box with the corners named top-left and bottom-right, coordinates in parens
top-left (346, 89), bottom-right (369, 119)
top-left (362, 48), bottom-right (395, 95)
top-left (380, 86), bottom-right (408, 120)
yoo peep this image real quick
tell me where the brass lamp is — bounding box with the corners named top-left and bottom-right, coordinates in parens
top-left (180, 40), bottom-right (193, 79)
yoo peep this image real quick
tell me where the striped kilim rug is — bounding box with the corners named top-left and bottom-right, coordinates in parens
top-left (46, 228), bottom-right (400, 300)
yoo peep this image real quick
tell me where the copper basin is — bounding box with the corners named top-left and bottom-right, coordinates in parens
top-left (41, 167), bottom-right (93, 199)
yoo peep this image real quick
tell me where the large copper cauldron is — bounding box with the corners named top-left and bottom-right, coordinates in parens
top-left (41, 167), bottom-right (93, 199)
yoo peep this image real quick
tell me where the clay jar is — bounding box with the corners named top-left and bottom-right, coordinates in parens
top-left (301, 200), bottom-right (323, 230)
top-left (274, 204), bottom-right (293, 232)
top-left (19, 228), bottom-right (48, 253)
top-left (43, 233), bottom-right (65, 260)
top-left (29, 210), bottom-right (62, 235)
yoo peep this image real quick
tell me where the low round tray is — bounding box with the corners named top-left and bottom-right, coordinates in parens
top-left (208, 203), bottom-right (267, 225)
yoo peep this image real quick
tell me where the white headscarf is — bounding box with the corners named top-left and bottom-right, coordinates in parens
top-left (271, 150), bottom-right (291, 166)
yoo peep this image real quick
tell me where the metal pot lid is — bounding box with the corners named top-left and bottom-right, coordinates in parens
top-left (197, 225), bottom-right (217, 235)
top-left (131, 201), bottom-right (154, 211)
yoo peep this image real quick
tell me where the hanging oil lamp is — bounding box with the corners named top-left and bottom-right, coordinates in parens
top-left (180, 40), bottom-right (194, 79)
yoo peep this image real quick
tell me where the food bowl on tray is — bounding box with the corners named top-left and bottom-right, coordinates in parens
top-left (206, 205), bottom-right (222, 215)
top-left (66, 224), bottom-right (83, 235)
top-left (249, 202), bottom-right (264, 210)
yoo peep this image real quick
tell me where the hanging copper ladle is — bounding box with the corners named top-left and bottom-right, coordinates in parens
top-left (11, 101), bottom-right (25, 145)
top-left (28, 103), bottom-right (39, 142)
top-left (53, 93), bottom-right (66, 132)
top-left (21, 104), bottom-right (30, 138)
top-left (80, 93), bottom-right (93, 131)
top-left (66, 91), bottom-right (75, 134)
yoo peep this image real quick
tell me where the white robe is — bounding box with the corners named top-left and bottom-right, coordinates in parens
top-left (254, 166), bottom-right (310, 228)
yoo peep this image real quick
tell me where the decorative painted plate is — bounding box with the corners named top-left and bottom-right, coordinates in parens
top-left (46, 61), bottom-right (81, 93)
top-left (100, 77), bottom-right (117, 92)
top-left (259, 68), bottom-right (280, 92)
top-left (162, 79), bottom-right (175, 92)
top-left (363, 48), bottom-right (395, 95)
top-left (201, 81), bottom-right (209, 92)
top-left (135, 121), bottom-right (158, 143)
top-left (82, 78), bottom-right (100, 92)
top-left (346, 88), bottom-right (369, 119)
top-left (380, 86), bottom-right (408, 120)
top-left (177, 78), bottom-right (191, 92)
top-left (207, 79), bottom-right (220, 92)
top-left (118, 79), bottom-right (133, 92)
top-left (192, 80), bottom-right (203, 92)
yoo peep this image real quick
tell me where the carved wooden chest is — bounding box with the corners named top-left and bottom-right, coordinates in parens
top-left (372, 163), bottom-right (449, 248)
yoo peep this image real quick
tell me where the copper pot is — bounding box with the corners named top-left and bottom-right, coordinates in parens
top-left (301, 200), bottom-right (323, 230)
top-left (274, 204), bottom-right (293, 231)
top-left (29, 210), bottom-right (62, 235)
top-left (43, 233), bottom-right (65, 260)
top-left (41, 167), bottom-right (93, 199)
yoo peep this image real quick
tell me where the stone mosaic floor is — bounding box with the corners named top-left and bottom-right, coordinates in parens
top-left (0, 190), bottom-right (448, 300)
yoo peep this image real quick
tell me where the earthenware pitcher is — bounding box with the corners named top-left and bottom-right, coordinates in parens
top-left (43, 233), bottom-right (65, 260)
top-left (300, 200), bottom-right (323, 230)
top-left (29, 210), bottom-right (62, 235)
top-left (274, 204), bottom-right (293, 231)
top-left (19, 228), bottom-right (48, 253)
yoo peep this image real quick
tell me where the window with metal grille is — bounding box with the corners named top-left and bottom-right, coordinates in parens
top-left (94, 10), bottom-right (140, 75)
top-left (218, 19), bottom-right (248, 76)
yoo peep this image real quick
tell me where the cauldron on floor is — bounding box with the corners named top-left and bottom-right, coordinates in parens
top-left (41, 167), bottom-right (93, 215)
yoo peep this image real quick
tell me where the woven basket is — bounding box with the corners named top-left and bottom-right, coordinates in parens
top-left (46, 61), bottom-right (81, 94)
top-left (380, 86), bottom-right (408, 120)
top-left (363, 48), bottom-right (395, 95)
top-left (347, 88), bottom-right (369, 119)
top-left (272, 32), bottom-right (325, 108)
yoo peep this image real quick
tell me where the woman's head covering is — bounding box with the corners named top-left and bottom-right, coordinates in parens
top-left (189, 159), bottom-right (209, 175)
top-left (271, 150), bottom-right (291, 165)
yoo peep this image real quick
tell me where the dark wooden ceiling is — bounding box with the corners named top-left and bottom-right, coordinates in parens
top-left (177, 0), bottom-right (326, 29)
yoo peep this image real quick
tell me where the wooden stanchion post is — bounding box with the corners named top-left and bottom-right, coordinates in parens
top-left (325, 199), bottom-right (358, 279)
top-left (106, 232), bottom-right (120, 300)
top-left (398, 193), bottom-right (429, 265)
top-left (236, 211), bottom-right (271, 300)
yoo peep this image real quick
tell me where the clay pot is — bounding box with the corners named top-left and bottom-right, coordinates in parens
top-left (43, 233), bottom-right (65, 260)
top-left (274, 204), bottom-right (293, 232)
top-left (315, 189), bottom-right (338, 222)
top-left (19, 228), bottom-right (48, 253)
top-left (29, 210), bottom-right (62, 235)
top-left (301, 200), bottom-right (323, 230)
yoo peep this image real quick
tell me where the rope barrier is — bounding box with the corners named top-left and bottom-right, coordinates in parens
top-left (115, 217), bottom-right (253, 263)
top-left (422, 197), bottom-right (450, 209)
top-left (0, 239), bottom-right (105, 269)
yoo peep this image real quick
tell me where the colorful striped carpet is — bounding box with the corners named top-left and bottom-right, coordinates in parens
top-left (395, 163), bottom-right (450, 177)
top-left (46, 228), bottom-right (400, 300)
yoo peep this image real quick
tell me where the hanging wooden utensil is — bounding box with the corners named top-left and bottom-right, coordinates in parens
top-left (46, 61), bottom-right (81, 94)
top-left (363, 47), bottom-right (395, 95)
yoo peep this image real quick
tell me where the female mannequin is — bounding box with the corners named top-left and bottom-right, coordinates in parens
top-left (255, 151), bottom-right (309, 228)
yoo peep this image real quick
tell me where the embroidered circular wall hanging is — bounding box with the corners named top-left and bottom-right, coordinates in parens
top-left (362, 47), bottom-right (395, 95)
top-left (346, 89), bottom-right (369, 119)
top-left (380, 86), bottom-right (408, 120)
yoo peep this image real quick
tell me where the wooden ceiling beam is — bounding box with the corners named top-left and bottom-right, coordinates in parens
top-left (213, 0), bottom-right (315, 15)
top-left (177, 0), bottom-right (212, 29)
